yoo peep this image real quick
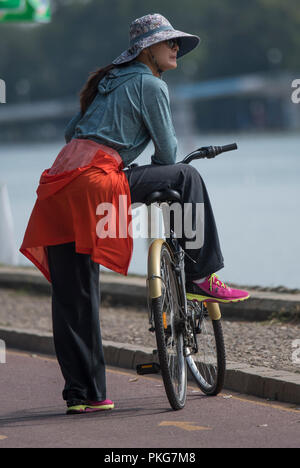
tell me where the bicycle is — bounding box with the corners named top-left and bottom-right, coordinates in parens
top-left (136, 143), bottom-right (238, 410)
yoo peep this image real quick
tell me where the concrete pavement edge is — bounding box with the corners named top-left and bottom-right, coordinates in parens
top-left (1, 325), bottom-right (300, 406)
top-left (1, 267), bottom-right (300, 321)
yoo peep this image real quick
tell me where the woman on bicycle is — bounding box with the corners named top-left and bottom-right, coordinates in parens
top-left (20, 13), bottom-right (249, 415)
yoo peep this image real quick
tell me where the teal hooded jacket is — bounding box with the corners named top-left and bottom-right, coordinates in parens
top-left (64, 61), bottom-right (178, 167)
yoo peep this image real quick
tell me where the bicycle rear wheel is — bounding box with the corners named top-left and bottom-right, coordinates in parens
top-left (150, 243), bottom-right (187, 410)
top-left (186, 301), bottom-right (226, 395)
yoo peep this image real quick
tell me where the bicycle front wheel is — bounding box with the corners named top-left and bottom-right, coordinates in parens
top-left (186, 301), bottom-right (226, 396)
top-left (150, 242), bottom-right (187, 410)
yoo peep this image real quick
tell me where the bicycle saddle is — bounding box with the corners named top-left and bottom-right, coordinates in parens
top-left (144, 189), bottom-right (181, 206)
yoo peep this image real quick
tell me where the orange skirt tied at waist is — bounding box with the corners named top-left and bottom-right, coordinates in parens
top-left (20, 139), bottom-right (133, 282)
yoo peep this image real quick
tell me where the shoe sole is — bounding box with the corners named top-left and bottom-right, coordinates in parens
top-left (66, 404), bottom-right (114, 415)
top-left (186, 292), bottom-right (250, 304)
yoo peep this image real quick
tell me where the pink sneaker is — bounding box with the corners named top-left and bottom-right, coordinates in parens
top-left (186, 274), bottom-right (250, 304)
top-left (66, 399), bottom-right (114, 415)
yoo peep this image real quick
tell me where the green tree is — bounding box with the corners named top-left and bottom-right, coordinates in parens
top-left (1, 0), bottom-right (299, 103)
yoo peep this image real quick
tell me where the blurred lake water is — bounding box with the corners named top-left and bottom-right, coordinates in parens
top-left (0, 132), bottom-right (299, 288)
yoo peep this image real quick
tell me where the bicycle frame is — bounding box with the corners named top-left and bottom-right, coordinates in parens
top-left (164, 232), bottom-right (221, 325)
top-left (147, 221), bottom-right (221, 328)
top-left (165, 232), bottom-right (188, 321)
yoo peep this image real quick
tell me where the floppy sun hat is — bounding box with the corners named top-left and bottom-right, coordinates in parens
top-left (112, 13), bottom-right (200, 65)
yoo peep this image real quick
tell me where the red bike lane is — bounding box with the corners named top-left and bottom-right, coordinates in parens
top-left (0, 350), bottom-right (299, 448)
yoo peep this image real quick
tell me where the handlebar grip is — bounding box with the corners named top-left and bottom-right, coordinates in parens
top-left (221, 143), bottom-right (238, 153)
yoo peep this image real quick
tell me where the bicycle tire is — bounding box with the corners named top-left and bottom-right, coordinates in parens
top-left (150, 243), bottom-right (187, 410)
top-left (186, 303), bottom-right (226, 396)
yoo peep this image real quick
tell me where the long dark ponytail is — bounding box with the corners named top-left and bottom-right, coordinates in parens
top-left (79, 64), bottom-right (115, 115)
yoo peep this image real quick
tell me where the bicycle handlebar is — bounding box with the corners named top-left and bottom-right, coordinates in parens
top-left (180, 143), bottom-right (238, 164)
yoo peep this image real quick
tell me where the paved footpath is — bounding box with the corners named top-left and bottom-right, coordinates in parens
top-left (0, 351), bottom-right (299, 449)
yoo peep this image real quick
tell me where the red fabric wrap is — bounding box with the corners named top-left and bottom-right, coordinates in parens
top-left (20, 139), bottom-right (133, 282)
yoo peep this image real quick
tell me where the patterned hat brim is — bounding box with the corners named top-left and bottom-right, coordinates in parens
top-left (112, 30), bottom-right (200, 65)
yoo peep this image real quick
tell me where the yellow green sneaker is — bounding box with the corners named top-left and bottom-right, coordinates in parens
top-left (66, 399), bottom-right (114, 415)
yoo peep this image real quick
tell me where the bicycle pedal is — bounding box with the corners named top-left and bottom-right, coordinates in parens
top-left (136, 362), bottom-right (160, 375)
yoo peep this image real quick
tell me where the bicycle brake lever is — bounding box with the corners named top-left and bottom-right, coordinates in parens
top-left (196, 146), bottom-right (217, 158)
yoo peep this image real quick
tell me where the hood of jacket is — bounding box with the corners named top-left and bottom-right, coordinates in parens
top-left (98, 61), bottom-right (154, 95)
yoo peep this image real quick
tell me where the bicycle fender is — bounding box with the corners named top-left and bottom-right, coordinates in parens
top-left (147, 238), bottom-right (167, 299)
top-left (206, 302), bottom-right (222, 320)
